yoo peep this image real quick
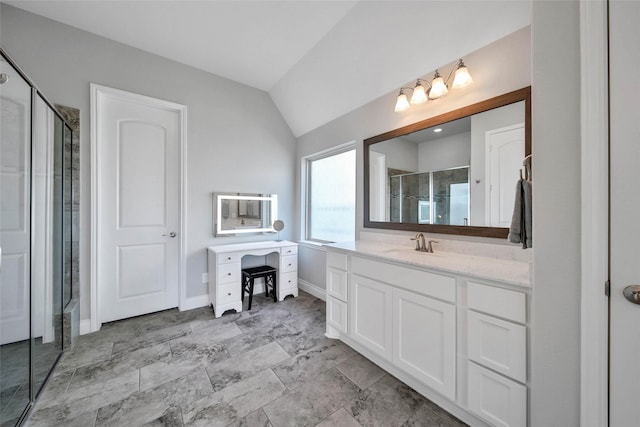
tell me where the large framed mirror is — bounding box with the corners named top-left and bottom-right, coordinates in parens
top-left (364, 87), bottom-right (531, 238)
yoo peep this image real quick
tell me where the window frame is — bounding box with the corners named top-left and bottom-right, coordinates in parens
top-left (302, 142), bottom-right (356, 244)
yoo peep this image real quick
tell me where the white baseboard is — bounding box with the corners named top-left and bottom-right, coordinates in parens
top-left (79, 319), bottom-right (92, 335)
top-left (180, 294), bottom-right (210, 311)
top-left (298, 279), bottom-right (326, 301)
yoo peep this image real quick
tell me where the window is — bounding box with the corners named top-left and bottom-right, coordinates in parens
top-left (306, 148), bottom-right (356, 243)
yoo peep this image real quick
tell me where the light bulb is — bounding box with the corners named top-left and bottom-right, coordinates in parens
top-left (410, 82), bottom-right (428, 105)
top-left (452, 60), bottom-right (473, 89)
top-left (429, 71), bottom-right (448, 99)
top-left (394, 90), bottom-right (410, 112)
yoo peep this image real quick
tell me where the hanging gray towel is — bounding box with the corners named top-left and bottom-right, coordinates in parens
top-left (508, 179), bottom-right (533, 248)
top-left (523, 179), bottom-right (533, 248)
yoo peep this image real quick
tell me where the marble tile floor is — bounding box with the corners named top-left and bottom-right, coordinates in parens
top-left (24, 291), bottom-right (467, 427)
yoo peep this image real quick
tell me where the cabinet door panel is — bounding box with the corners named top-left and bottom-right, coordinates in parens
top-left (393, 288), bottom-right (456, 400)
top-left (327, 296), bottom-right (347, 334)
top-left (468, 362), bottom-right (526, 427)
top-left (468, 311), bottom-right (526, 382)
top-left (349, 274), bottom-right (393, 361)
top-left (327, 267), bottom-right (348, 301)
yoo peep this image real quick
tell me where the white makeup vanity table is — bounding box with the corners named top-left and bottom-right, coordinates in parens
top-left (207, 240), bottom-right (298, 318)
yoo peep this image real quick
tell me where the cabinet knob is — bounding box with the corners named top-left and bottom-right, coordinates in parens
top-left (227, 292), bottom-right (231, 296)
top-left (227, 257), bottom-right (231, 260)
top-left (288, 263), bottom-right (292, 267)
top-left (227, 273), bottom-right (231, 276)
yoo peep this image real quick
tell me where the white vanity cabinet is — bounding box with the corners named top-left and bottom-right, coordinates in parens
top-left (325, 244), bottom-right (531, 427)
top-left (208, 241), bottom-right (298, 318)
top-left (466, 281), bottom-right (527, 427)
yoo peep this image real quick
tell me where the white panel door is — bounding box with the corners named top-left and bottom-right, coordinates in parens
top-left (486, 124), bottom-right (525, 227)
top-left (609, 2), bottom-right (640, 425)
top-left (0, 60), bottom-right (31, 345)
top-left (393, 288), bottom-right (456, 400)
top-left (349, 274), bottom-right (393, 361)
top-left (95, 86), bottom-right (183, 324)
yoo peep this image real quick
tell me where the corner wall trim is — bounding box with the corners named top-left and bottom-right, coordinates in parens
top-left (579, 1), bottom-right (609, 426)
top-left (298, 279), bottom-right (326, 301)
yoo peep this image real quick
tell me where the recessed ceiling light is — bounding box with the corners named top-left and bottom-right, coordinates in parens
top-left (433, 128), bottom-right (442, 133)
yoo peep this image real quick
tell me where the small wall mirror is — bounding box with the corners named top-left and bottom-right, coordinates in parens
top-left (364, 87), bottom-right (531, 238)
top-left (214, 193), bottom-right (278, 236)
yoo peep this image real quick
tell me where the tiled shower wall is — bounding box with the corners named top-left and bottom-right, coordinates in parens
top-left (55, 104), bottom-right (79, 350)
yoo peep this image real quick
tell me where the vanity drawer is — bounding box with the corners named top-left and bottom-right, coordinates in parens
top-left (217, 252), bottom-right (241, 264)
top-left (327, 251), bottom-right (348, 270)
top-left (468, 361), bottom-right (526, 427)
top-left (327, 296), bottom-right (347, 334)
top-left (468, 311), bottom-right (526, 382)
top-left (281, 246), bottom-right (298, 256)
top-left (468, 282), bottom-right (526, 323)
top-left (351, 256), bottom-right (455, 303)
top-left (218, 262), bottom-right (241, 284)
top-left (217, 283), bottom-right (240, 305)
top-left (280, 255), bottom-right (298, 273)
top-left (280, 271), bottom-right (297, 290)
top-left (327, 267), bottom-right (348, 301)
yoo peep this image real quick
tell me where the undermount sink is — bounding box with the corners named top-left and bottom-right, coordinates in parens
top-left (378, 247), bottom-right (443, 257)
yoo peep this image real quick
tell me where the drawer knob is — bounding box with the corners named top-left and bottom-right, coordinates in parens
top-left (288, 263), bottom-right (292, 267)
top-left (227, 273), bottom-right (231, 276)
top-left (288, 280), bottom-right (292, 283)
top-left (228, 292), bottom-right (231, 296)
top-left (227, 257), bottom-right (231, 260)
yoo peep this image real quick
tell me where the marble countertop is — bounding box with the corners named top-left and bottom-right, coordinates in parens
top-left (326, 240), bottom-right (531, 287)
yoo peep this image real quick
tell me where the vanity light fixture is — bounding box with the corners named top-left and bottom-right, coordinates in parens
top-left (394, 58), bottom-right (473, 112)
top-left (394, 87), bottom-right (412, 112)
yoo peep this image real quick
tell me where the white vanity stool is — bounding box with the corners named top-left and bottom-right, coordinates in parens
top-left (207, 241), bottom-right (298, 318)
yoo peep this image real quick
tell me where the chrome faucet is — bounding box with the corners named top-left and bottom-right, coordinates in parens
top-left (411, 233), bottom-right (427, 252)
top-left (410, 233), bottom-right (438, 253)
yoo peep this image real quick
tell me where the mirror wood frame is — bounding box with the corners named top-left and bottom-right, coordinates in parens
top-left (363, 86), bottom-right (531, 239)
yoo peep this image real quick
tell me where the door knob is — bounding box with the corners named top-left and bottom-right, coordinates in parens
top-left (623, 285), bottom-right (640, 304)
top-left (162, 232), bottom-right (177, 238)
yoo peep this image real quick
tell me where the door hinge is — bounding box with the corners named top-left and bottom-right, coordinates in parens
top-left (605, 280), bottom-right (610, 297)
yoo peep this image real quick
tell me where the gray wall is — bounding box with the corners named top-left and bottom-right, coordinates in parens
top-left (530, 1), bottom-right (581, 425)
top-left (0, 5), bottom-right (297, 320)
top-left (371, 138), bottom-right (419, 173)
top-left (418, 132), bottom-right (470, 172)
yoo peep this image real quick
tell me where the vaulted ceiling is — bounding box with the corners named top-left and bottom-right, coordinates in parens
top-left (5, 1), bottom-right (531, 137)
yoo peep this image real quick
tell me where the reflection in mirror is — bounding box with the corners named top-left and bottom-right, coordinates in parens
top-left (214, 193), bottom-right (278, 236)
top-left (0, 55), bottom-right (32, 426)
top-left (365, 87), bottom-right (530, 238)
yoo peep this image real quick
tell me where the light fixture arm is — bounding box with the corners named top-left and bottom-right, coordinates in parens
top-left (443, 59), bottom-right (466, 86)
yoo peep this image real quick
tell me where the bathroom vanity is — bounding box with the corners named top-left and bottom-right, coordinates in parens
top-left (208, 240), bottom-right (298, 318)
top-left (325, 239), bottom-right (530, 427)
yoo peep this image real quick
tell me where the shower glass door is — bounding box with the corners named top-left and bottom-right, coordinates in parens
top-left (0, 54), bottom-right (32, 426)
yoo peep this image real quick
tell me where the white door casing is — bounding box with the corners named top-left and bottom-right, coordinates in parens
top-left (609, 2), bottom-right (640, 425)
top-left (90, 84), bottom-right (187, 330)
top-left (485, 124), bottom-right (525, 228)
top-left (369, 151), bottom-right (387, 221)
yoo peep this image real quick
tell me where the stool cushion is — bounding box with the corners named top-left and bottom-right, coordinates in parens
top-left (242, 266), bottom-right (277, 276)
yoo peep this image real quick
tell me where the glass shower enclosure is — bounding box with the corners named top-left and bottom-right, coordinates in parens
top-left (0, 49), bottom-right (74, 426)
